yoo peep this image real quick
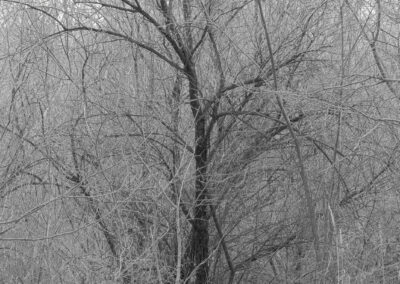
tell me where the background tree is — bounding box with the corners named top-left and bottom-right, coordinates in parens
top-left (1, 0), bottom-right (400, 283)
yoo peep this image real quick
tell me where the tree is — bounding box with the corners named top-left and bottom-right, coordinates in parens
top-left (3, 0), bottom-right (400, 283)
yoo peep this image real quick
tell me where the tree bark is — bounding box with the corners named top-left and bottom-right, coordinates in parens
top-left (183, 60), bottom-right (210, 283)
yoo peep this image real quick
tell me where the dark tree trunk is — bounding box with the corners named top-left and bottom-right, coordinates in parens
top-left (183, 62), bottom-right (210, 283)
top-left (192, 125), bottom-right (209, 284)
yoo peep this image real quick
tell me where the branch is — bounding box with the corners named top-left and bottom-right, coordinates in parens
top-left (210, 205), bottom-right (235, 284)
top-left (345, 0), bottom-right (397, 98)
top-left (256, 0), bottom-right (320, 264)
top-left (3, 0), bottom-right (66, 29)
top-left (48, 27), bottom-right (184, 72)
top-left (339, 159), bottom-right (392, 206)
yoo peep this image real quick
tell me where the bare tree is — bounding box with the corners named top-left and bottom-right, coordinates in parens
top-left (3, 0), bottom-right (400, 283)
